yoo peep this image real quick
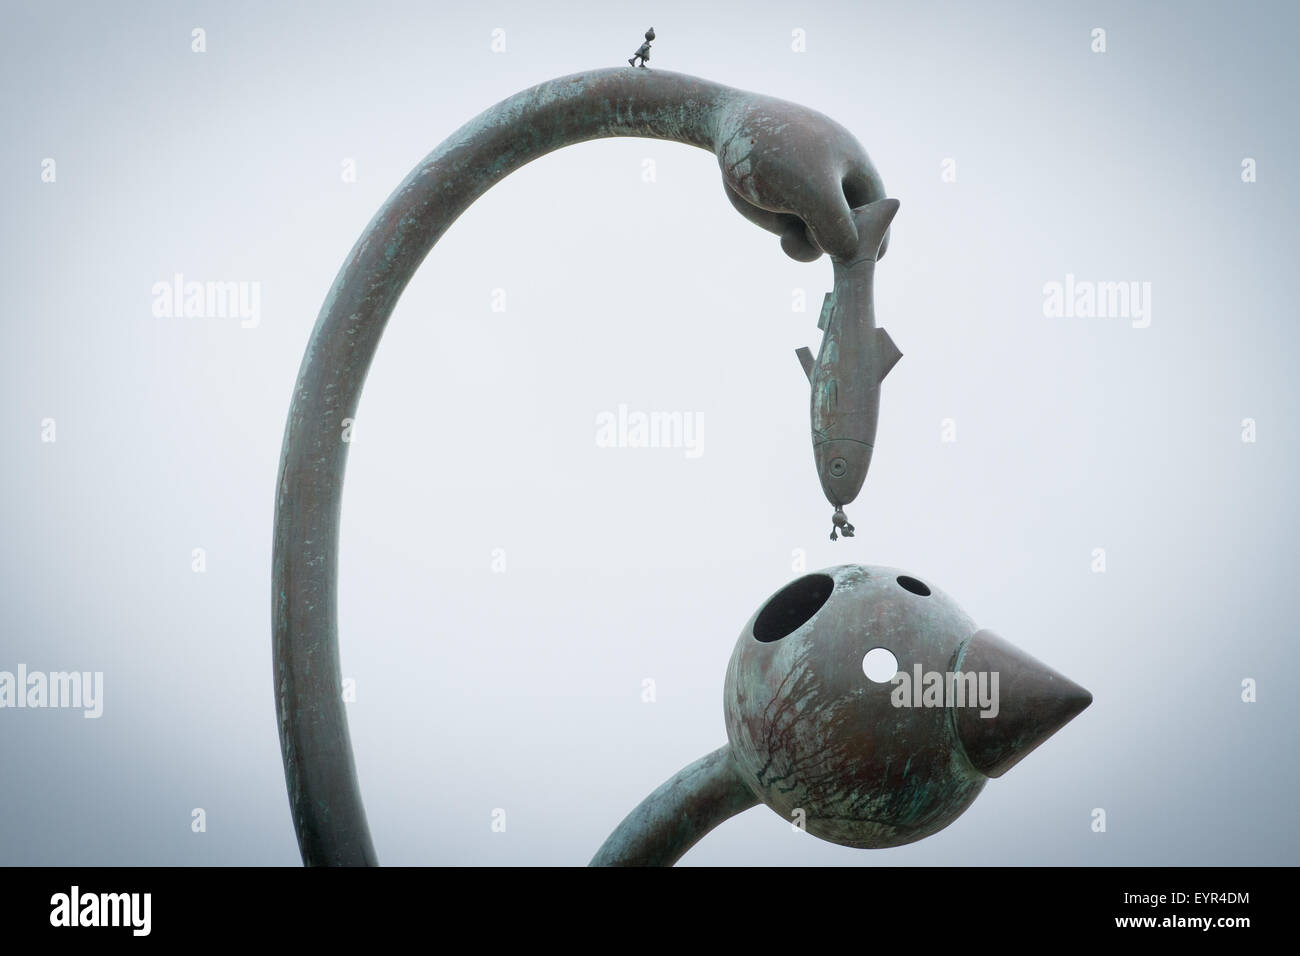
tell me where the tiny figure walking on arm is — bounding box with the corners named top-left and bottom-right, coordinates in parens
top-left (628, 27), bottom-right (655, 68)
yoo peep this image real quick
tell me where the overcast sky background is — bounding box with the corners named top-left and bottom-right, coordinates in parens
top-left (1, 0), bottom-right (1296, 865)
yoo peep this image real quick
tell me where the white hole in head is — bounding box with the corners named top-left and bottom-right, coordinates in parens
top-left (862, 647), bottom-right (899, 684)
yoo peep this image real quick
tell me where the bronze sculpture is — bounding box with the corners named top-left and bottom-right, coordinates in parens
top-left (592, 565), bottom-right (1091, 864)
top-left (272, 67), bottom-right (1090, 866)
top-left (628, 27), bottom-right (655, 68)
top-left (796, 198), bottom-right (903, 539)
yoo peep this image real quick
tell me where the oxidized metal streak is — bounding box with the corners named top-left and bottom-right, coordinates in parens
top-left (274, 68), bottom-right (892, 866)
top-left (724, 565), bottom-right (988, 849)
top-left (588, 746), bottom-right (758, 867)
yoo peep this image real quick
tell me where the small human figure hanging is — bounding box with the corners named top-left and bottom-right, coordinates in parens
top-left (830, 508), bottom-right (855, 541)
top-left (628, 28), bottom-right (655, 68)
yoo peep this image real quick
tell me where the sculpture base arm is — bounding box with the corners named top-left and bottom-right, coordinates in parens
top-left (589, 744), bottom-right (759, 866)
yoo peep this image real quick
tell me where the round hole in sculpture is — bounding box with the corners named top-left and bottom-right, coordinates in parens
top-left (752, 574), bottom-right (834, 643)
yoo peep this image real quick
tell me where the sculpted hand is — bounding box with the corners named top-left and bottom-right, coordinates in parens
top-left (714, 94), bottom-right (890, 263)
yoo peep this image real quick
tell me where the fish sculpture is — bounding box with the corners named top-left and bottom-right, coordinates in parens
top-left (796, 198), bottom-right (903, 540)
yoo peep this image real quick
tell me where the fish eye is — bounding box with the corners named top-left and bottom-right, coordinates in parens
top-left (829, 457), bottom-right (848, 477)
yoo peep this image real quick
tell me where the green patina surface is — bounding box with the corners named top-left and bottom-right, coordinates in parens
top-left (273, 68), bottom-right (892, 866)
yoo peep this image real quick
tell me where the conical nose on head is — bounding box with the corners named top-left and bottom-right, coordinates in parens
top-left (953, 629), bottom-right (1092, 779)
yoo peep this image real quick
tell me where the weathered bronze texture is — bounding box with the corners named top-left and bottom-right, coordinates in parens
top-left (589, 746), bottom-right (758, 867)
top-left (274, 68), bottom-right (892, 866)
top-left (592, 565), bottom-right (1091, 863)
top-left (796, 200), bottom-right (904, 537)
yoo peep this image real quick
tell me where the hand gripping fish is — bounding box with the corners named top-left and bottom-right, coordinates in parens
top-left (274, 68), bottom-right (911, 865)
top-left (795, 198), bottom-right (903, 540)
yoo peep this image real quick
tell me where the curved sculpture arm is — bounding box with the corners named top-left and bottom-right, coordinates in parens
top-left (589, 745), bottom-right (758, 866)
top-left (273, 67), bottom-right (886, 866)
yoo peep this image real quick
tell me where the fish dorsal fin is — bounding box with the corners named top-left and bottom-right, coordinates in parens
top-left (873, 327), bottom-right (903, 381)
top-left (817, 292), bottom-right (834, 331)
top-left (795, 346), bottom-right (815, 382)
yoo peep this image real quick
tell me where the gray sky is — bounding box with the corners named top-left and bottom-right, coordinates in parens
top-left (1, 0), bottom-right (1295, 865)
